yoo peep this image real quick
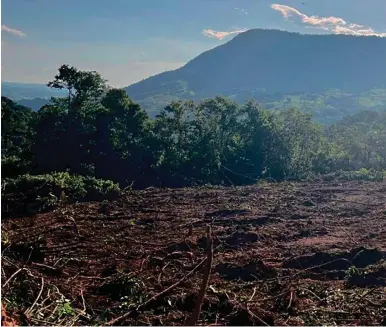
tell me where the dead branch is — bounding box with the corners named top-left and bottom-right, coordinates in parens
top-left (286, 288), bottom-right (294, 310)
top-left (185, 225), bottom-right (213, 326)
top-left (158, 262), bottom-right (171, 284)
top-left (248, 287), bottom-right (257, 302)
top-left (25, 277), bottom-right (44, 315)
top-left (105, 256), bottom-right (207, 326)
top-left (80, 290), bottom-right (86, 314)
top-left (246, 305), bottom-right (270, 326)
top-left (31, 262), bottom-right (67, 276)
top-left (298, 287), bottom-right (323, 302)
top-left (3, 268), bottom-right (26, 287)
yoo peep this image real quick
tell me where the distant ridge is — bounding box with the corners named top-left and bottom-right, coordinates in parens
top-left (124, 28), bottom-right (386, 116)
top-left (1, 81), bottom-right (66, 101)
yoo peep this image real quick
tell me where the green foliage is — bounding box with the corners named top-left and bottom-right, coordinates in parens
top-left (2, 172), bottom-right (120, 217)
top-left (58, 301), bottom-right (75, 317)
top-left (1, 155), bottom-right (31, 178)
top-left (327, 169), bottom-right (386, 182)
top-left (345, 266), bottom-right (362, 280)
top-left (83, 176), bottom-right (122, 201)
top-left (275, 108), bottom-right (328, 179)
top-left (2, 64), bottom-right (386, 218)
top-left (1, 97), bottom-right (36, 177)
top-left (326, 110), bottom-right (386, 171)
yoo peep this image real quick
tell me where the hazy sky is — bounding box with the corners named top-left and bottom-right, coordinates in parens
top-left (2, 0), bottom-right (386, 87)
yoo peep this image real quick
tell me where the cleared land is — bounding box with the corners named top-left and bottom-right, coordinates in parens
top-left (2, 180), bottom-right (386, 325)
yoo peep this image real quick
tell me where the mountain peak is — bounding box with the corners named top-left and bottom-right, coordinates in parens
top-left (125, 28), bottom-right (386, 116)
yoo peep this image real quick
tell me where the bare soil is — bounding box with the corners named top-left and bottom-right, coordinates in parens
top-left (2, 180), bottom-right (386, 325)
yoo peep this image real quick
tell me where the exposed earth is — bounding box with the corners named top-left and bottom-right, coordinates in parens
top-left (2, 180), bottom-right (386, 325)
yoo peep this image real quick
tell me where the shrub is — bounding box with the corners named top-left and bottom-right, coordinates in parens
top-left (2, 172), bottom-right (120, 217)
top-left (322, 169), bottom-right (386, 182)
top-left (1, 155), bottom-right (32, 178)
top-left (339, 168), bottom-right (385, 181)
top-left (83, 176), bottom-right (122, 201)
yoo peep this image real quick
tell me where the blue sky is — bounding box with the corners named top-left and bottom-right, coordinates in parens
top-left (2, 0), bottom-right (386, 87)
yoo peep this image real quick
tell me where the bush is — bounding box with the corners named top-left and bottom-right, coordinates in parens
top-left (1, 155), bottom-right (32, 178)
top-left (322, 168), bottom-right (386, 182)
top-left (2, 172), bottom-right (120, 217)
top-left (83, 176), bottom-right (122, 201)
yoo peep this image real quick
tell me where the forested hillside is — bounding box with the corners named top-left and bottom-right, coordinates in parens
top-left (2, 65), bottom-right (386, 217)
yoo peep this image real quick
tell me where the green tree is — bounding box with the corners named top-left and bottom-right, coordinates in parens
top-left (276, 108), bottom-right (327, 178)
top-left (1, 97), bottom-right (36, 177)
top-left (46, 65), bottom-right (107, 173)
top-left (32, 105), bottom-right (68, 174)
top-left (88, 89), bottom-right (151, 185)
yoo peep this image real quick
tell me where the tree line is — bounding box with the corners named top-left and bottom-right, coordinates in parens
top-left (2, 65), bottom-right (386, 191)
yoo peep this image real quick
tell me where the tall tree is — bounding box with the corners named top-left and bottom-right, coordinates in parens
top-left (46, 65), bottom-right (107, 173)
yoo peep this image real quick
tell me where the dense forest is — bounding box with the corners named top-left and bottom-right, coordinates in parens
top-left (2, 65), bottom-right (386, 216)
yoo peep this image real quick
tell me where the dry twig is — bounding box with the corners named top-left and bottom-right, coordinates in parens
top-left (185, 225), bottom-right (213, 326)
top-left (25, 277), bottom-right (44, 315)
top-left (3, 268), bottom-right (26, 287)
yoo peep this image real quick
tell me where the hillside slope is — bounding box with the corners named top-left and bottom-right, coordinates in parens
top-left (125, 29), bottom-right (386, 118)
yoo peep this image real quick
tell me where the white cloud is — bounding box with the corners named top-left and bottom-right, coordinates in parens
top-left (1, 25), bottom-right (26, 37)
top-left (334, 25), bottom-right (386, 37)
top-left (234, 7), bottom-right (248, 15)
top-left (202, 28), bottom-right (248, 40)
top-left (271, 4), bottom-right (345, 26)
top-left (271, 4), bottom-right (386, 37)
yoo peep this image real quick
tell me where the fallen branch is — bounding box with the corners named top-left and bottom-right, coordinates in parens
top-left (298, 287), bottom-right (323, 302)
top-left (80, 290), bottom-right (87, 314)
top-left (248, 287), bottom-right (257, 302)
top-left (3, 268), bottom-right (26, 287)
top-left (246, 305), bottom-right (270, 326)
top-left (25, 277), bottom-right (44, 315)
top-left (358, 287), bottom-right (378, 300)
top-left (31, 262), bottom-right (67, 276)
top-left (105, 256), bottom-right (207, 326)
top-left (286, 288), bottom-right (294, 311)
top-left (185, 225), bottom-right (213, 326)
top-left (158, 262), bottom-right (171, 284)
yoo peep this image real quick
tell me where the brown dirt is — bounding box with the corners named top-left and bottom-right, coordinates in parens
top-left (2, 180), bottom-right (386, 325)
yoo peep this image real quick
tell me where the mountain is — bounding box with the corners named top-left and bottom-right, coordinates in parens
top-left (124, 29), bottom-right (386, 120)
top-left (16, 98), bottom-right (51, 111)
top-left (3, 30), bottom-right (386, 122)
top-left (1, 82), bottom-right (66, 101)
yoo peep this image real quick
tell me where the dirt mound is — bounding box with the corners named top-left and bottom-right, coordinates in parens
top-left (216, 259), bottom-right (277, 281)
top-left (225, 231), bottom-right (261, 248)
top-left (283, 247), bottom-right (384, 270)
